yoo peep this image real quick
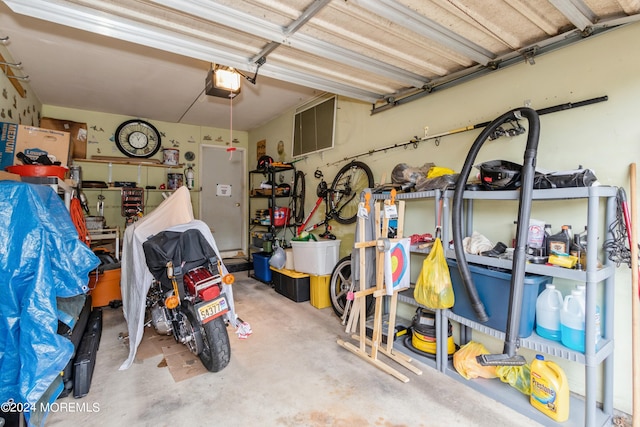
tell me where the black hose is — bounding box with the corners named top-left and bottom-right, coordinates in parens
top-left (452, 107), bottom-right (540, 326)
top-left (503, 108), bottom-right (540, 356)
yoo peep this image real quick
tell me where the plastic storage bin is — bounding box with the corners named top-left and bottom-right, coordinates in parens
top-left (310, 275), bottom-right (332, 309)
top-left (270, 267), bottom-right (310, 302)
top-left (290, 239), bottom-right (340, 275)
top-left (446, 259), bottom-right (552, 337)
top-left (252, 252), bottom-right (272, 283)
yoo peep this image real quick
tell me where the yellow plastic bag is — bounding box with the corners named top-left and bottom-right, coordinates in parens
top-left (413, 237), bottom-right (455, 309)
top-left (452, 341), bottom-right (498, 380)
top-left (427, 166), bottom-right (456, 179)
top-left (496, 364), bottom-right (531, 395)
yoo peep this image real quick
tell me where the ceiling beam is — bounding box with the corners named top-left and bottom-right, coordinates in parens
top-left (547, 0), bottom-right (596, 31)
top-left (150, 0), bottom-right (428, 88)
top-left (283, 0), bottom-right (331, 36)
top-left (3, 0), bottom-right (381, 103)
top-left (352, 0), bottom-right (495, 66)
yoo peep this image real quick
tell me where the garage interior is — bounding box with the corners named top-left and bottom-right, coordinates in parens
top-left (1, 1), bottom-right (640, 426)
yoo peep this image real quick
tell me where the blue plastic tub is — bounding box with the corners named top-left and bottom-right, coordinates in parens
top-left (253, 252), bottom-right (272, 283)
top-left (446, 259), bottom-right (553, 338)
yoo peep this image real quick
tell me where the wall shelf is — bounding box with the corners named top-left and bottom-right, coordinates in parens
top-left (73, 158), bottom-right (184, 168)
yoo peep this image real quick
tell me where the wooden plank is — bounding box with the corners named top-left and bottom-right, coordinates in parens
top-left (0, 53), bottom-right (26, 98)
top-left (358, 204), bottom-right (367, 353)
top-left (356, 335), bottom-right (422, 375)
top-left (346, 296), bottom-right (360, 334)
top-left (385, 201), bottom-right (404, 354)
top-left (337, 339), bottom-right (410, 383)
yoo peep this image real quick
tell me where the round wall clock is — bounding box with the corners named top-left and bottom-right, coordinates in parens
top-left (114, 119), bottom-right (162, 158)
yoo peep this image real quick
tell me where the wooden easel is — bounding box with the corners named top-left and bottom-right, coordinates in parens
top-left (337, 190), bottom-right (422, 382)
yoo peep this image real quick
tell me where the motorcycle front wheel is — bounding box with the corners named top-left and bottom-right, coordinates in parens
top-left (199, 315), bottom-right (231, 372)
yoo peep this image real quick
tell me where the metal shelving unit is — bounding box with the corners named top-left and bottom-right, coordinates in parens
top-left (375, 185), bottom-right (617, 427)
top-left (438, 185), bottom-right (617, 427)
top-left (248, 165), bottom-right (297, 279)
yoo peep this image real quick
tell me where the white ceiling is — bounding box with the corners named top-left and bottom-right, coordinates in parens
top-left (1, 0), bottom-right (639, 131)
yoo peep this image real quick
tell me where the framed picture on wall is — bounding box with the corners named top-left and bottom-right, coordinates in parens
top-left (257, 139), bottom-right (266, 160)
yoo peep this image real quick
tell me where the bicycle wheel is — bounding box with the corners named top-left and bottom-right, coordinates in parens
top-left (330, 161), bottom-right (374, 224)
top-left (291, 170), bottom-right (305, 225)
top-left (329, 255), bottom-right (374, 318)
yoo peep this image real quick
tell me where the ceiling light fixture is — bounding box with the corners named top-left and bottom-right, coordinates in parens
top-left (205, 64), bottom-right (241, 98)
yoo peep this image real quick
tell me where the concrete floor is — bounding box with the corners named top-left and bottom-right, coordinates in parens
top-left (46, 277), bottom-right (542, 427)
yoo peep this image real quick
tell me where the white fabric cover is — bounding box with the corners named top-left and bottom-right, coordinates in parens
top-left (119, 187), bottom-right (238, 370)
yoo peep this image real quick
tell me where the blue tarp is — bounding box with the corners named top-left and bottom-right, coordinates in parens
top-left (0, 181), bottom-right (99, 426)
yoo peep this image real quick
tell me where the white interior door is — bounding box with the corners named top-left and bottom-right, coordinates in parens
top-left (199, 145), bottom-right (245, 254)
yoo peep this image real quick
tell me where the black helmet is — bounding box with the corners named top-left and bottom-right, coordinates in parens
top-left (277, 183), bottom-right (291, 196)
top-left (477, 160), bottom-right (522, 190)
top-left (257, 155), bottom-right (273, 170)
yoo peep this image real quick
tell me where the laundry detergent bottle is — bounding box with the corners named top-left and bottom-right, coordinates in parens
top-left (536, 284), bottom-right (563, 341)
top-left (530, 354), bottom-right (570, 422)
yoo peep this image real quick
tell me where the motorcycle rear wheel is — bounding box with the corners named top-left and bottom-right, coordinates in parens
top-left (199, 315), bottom-right (231, 372)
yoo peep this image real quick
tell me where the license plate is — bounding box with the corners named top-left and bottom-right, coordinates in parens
top-left (195, 295), bottom-right (229, 324)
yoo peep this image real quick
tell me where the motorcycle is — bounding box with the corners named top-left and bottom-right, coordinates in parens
top-left (142, 227), bottom-right (234, 372)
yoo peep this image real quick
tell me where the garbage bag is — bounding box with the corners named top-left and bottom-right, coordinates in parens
top-left (452, 341), bottom-right (498, 380)
top-left (269, 244), bottom-right (286, 270)
top-left (413, 238), bottom-right (455, 309)
top-left (496, 364), bottom-right (531, 395)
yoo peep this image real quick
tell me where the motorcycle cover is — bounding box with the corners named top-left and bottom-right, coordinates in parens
top-left (142, 228), bottom-right (219, 293)
top-left (119, 187), bottom-right (238, 370)
top-left (0, 181), bottom-right (99, 426)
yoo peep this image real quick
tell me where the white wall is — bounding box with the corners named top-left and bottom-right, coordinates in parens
top-left (249, 21), bottom-right (640, 415)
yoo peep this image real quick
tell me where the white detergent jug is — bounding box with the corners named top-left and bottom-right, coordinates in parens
top-left (575, 284), bottom-right (602, 348)
top-left (536, 284), bottom-right (563, 341)
top-left (560, 290), bottom-right (585, 352)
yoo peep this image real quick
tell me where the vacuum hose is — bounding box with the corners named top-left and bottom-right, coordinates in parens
top-left (452, 108), bottom-right (540, 334)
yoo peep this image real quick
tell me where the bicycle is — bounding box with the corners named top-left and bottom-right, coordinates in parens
top-left (295, 160), bottom-right (374, 239)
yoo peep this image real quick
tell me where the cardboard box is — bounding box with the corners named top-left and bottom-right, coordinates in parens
top-left (39, 117), bottom-right (88, 159)
top-left (0, 122), bottom-right (72, 169)
top-left (0, 122), bottom-right (19, 171)
top-left (17, 125), bottom-right (72, 165)
top-left (0, 170), bottom-right (21, 181)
